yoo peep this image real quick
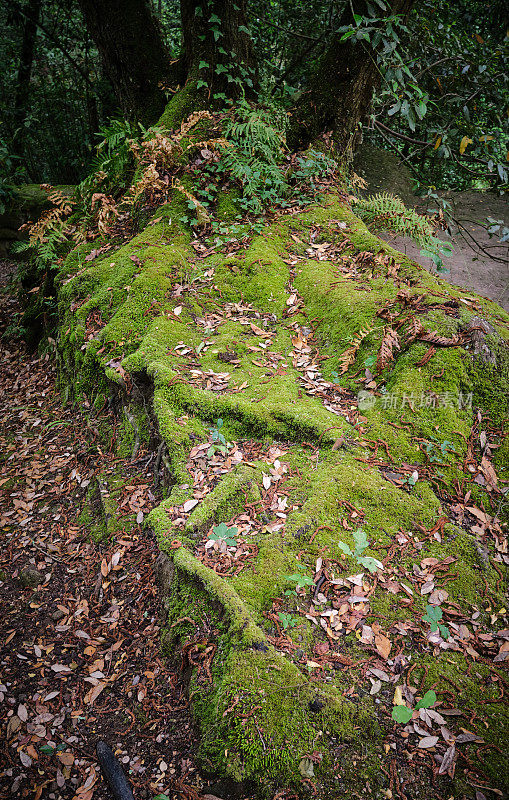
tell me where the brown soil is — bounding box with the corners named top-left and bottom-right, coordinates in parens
top-left (0, 271), bottom-right (237, 800)
top-left (353, 143), bottom-right (508, 310)
top-left (380, 191), bottom-right (508, 311)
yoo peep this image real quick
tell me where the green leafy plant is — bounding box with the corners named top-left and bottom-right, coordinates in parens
top-left (208, 418), bottom-right (229, 457)
top-left (284, 565), bottom-right (314, 596)
top-left (338, 529), bottom-right (383, 574)
top-left (356, 192), bottom-right (453, 272)
top-left (277, 612), bottom-right (298, 630)
top-left (218, 99), bottom-right (288, 212)
top-left (422, 604), bottom-right (450, 639)
top-left (392, 690), bottom-right (437, 724)
top-left (423, 438), bottom-right (456, 464)
top-left (207, 522), bottom-right (238, 547)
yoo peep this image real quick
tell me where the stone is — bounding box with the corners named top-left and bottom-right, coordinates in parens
top-left (19, 567), bottom-right (44, 588)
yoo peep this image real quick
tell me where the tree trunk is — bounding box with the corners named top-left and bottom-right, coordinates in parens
top-left (180, 0), bottom-right (256, 94)
top-left (287, 0), bottom-right (414, 157)
top-left (76, 0), bottom-right (174, 124)
top-left (159, 0), bottom-right (257, 131)
top-left (13, 0), bottom-right (42, 159)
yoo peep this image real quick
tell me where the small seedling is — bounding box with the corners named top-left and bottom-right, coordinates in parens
top-left (424, 438), bottom-right (455, 464)
top-left (338, 529), bottom-right (383, 574)
top-left (422, 603), bottom-right (450, 639)
top-left (277, 612), bottom-right (297, 630)
top-left (284, 566), bottom-right (314, 596)
top-left (403, 469), bottom-right (419, 488)
top-left (392, 689), bottom-right (437, 724)
top-left (208, 418), bottom-right (229, 457)
top-left (206, 522), bottom-right (238, 553)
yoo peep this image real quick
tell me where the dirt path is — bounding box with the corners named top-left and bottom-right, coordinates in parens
top-left (0, 271), bottom-right (226, 800)
top-left (353, 144), bottom-right (508, 310)
top-left (381, 191), bottom-right (509, 311)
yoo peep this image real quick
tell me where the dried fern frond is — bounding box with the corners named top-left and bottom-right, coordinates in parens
top-left (338, 326), bottom-right (373, 374)
top-left (175, 110), bottom-right (212, 141)
top-left (171, 178), bottom-right (210, 225)
top-left (376, 327), bottom-right (401, 373)
top-left (24, 186), bottom-right (75, 247)
top-left (90, 193), bottom-right (119, 233)
top-left (185, 138), bottom-right (231, 152)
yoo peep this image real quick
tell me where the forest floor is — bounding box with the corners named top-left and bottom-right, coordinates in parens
top-left (0, 264), bottom-right (228, 800)
top-left (380, 191), bottom-right (509, 312)
top-left (0, 180), bottom-right (507, 800)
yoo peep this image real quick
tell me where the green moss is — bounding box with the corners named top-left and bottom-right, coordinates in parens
top-left (56, 188), bottom-right (509, 798)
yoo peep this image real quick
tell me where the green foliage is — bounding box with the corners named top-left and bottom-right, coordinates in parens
top-left (208, 522), bottom-right (238, 547)
top-left (218, 100), bottom-right (287, 212)
top-left (422, 604), bottom-right (450, 639)
top-left (284, 566), bottom-right (313, 595)
top-left (423, 438), bottom-right (456, 464)
top-left (356, 192), bottom-right (453, 272)
top-left (277, 612), bottom-right (297, 630)
top-left (338, 529), bottom-right (383, 574)
top-left (392, 689), bottom-right (437, 723)
top-left (208, 418), bottom-right (229, 458)
top-left (0, 139), bottom-right (23, 214)
top-left (77, 118), bottom-right (142, 204)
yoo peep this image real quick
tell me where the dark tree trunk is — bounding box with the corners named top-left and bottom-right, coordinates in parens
top-left (76, 0), bottom-right (174, 124)
top-left (180, 0), bottom-right (257, 97)
top-left (159, 0), bottom-right (258, 130)
top-left (13, 0), bottom-right (42, 158)
top-left (287, 0), bottom-right (414, 157)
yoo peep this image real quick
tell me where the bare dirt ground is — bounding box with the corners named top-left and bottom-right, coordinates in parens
top-left (381, 191), bottom-right (509, 311)
top-left (353, 143), bottom-right (508, 311)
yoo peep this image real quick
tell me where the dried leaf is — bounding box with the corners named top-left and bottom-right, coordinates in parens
top-left (439, 744), bottom-right (457, 776)
top-left (376, 327), bottom-right (400, 373)
top-left (375, 633), bottom-right (392, 659)
top-left (418, 736), bottom-right (439, 748)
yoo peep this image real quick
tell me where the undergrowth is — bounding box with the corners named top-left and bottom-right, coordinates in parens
top-left (355, 191), bottom-right (453, 271)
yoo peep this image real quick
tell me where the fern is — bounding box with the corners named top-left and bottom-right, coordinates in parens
top-left (338, 326), bottom-right (373, 374)
top-left (77, 118), bottom-right (143, 205)
top-left (219, 100), bottom-right (288, 212)
top-left (356, 192), bottom-right (453, 270)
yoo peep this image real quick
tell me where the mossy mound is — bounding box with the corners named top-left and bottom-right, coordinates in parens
top-left (55, 192), bottom-right (508, 797)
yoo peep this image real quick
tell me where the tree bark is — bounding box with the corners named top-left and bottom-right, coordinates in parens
top-left (287, 0), bottom-right (414, 157)
top-left (76, 0), bottom-right (174, 124)
top-left (13, 0), bottom-right (42, 158)
top-left (180, 0), bottom-right (257, 98)
top-left (158, 0), bottom-right (258, 131)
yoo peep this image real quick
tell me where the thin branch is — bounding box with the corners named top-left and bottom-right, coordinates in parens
top-left (10, 0), bottom-right (95, 89)
top-left (374, 119), bottom-right (431, 148)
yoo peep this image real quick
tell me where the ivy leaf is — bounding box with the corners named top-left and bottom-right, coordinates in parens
top-left (211, 522), bottom-right (238, 540)
top-left (198, 61), bottom-right (210, 70)
top-left (415, 690), bottom-right (437, 710)
top-left (353, 528), bottom-right (369, 554)
top-left (358, 555), bottom-right (383, 574)
top-left (338, 540), bottom-right (353, 557)
top-left (422, 604), bottom-right (442, 624)
top-left (439, 623), bottom-right (450, 640)
top-left (392, 705), bottom-right (413, 723)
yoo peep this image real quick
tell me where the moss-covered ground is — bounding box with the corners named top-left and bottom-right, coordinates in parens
top-left (55, 191), bottom-right (508, 798)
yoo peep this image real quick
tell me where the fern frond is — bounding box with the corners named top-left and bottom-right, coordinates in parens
top-left (338, 326), bottom-right (373, 374)
top-left (376, 327), bottom-right (400, 373)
